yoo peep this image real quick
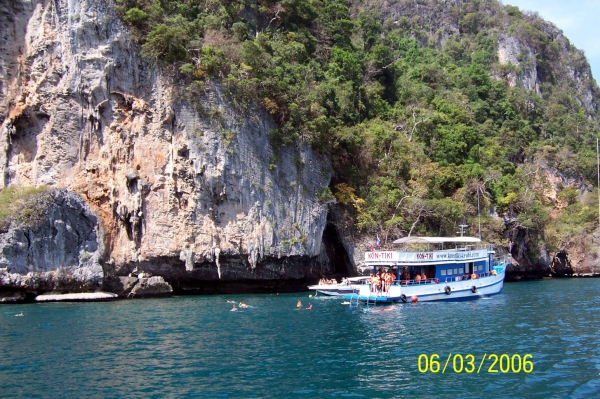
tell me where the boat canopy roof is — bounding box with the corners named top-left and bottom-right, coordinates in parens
top-left (392, 236), bottom-right (482, 244)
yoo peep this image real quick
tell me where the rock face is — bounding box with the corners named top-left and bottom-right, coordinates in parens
top-left (549, 250), bottom-right (573, 277)
top-left (0, 189), bottom-right (103, 293)
top-left (102, 273), bottom-right (172, 298)
top-left (0, 0), bottom-right (334, 297)
top-left (504, 221), bottom-right (550, 280)
top-left (557, 230), bottom-right (600, 276)
top-left (497, 34), bottom-right (540, 94)
top-left (496, 22), bottom-right (598, 115)
top-left (130, 276), bottom-right (173, 298)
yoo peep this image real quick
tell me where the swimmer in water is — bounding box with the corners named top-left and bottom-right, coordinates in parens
top-left (297, 300), bottom-right (302, 309)
top-left (306, 303), bottom-right (313, 310)
top-left (230, 304), bottom-right (238, 312)
top-left (239, 302), bottom-right (250, 308)
top-left (14, 312), bottom-right (24, 317)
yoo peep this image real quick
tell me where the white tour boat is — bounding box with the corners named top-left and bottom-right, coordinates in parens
top-left (347, 236), bottom-right (509, 304)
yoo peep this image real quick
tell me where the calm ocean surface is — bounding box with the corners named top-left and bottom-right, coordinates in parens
top-left (1, 278), bottom-right (600, 398)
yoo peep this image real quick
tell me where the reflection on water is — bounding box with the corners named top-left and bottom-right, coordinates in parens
top-left (1, 279), bottom-right (600, 398)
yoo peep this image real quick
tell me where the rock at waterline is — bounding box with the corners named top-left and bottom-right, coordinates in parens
top-left (35, 292), bottom-right (118, 302)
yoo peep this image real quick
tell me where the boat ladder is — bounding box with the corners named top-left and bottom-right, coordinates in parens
top-left (365, 292), bottom-right (378, 306)
top-left (351, 293), bottom-right (360, 307)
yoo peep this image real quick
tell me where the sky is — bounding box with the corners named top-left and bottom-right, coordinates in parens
top-left (503, 0), bottom-right (600, 83)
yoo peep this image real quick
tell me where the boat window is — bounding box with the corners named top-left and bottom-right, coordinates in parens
top-left (453, 268), bottom-right (457, 275)
top-left (459, 267), bottom-right (464, 274)
top-left (441, 269), bottom-right (447, 276)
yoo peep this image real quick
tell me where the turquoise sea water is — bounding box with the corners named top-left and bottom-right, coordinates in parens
top-left (1, 278), bottom-right (600, 398)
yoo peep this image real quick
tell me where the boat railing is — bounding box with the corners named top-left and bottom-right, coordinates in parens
top-left (397, 278), bottom-right (440, 285)
top-left (450, 244), bottom-right (495, 251)
top-left (441, 271), bottom-right (500, 283)
top-left (399, 244), bottom-right (496, 252)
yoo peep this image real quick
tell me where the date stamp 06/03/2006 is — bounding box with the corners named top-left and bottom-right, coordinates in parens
top-left (417, 353), bottom-right (533, 374)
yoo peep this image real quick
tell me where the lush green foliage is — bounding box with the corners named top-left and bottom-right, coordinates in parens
top-left (116, 0), bottom-right (600, 250)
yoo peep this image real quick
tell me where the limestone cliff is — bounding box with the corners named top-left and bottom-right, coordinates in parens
top-left (0, 0), bottom-right (334, 297)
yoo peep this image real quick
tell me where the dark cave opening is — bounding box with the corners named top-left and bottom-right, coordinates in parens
top-left (321, 213), bottom-right (354, 279)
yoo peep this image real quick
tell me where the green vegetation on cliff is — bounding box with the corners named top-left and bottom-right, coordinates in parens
top-left (117, 0), bottom-right (599, 252)
top-left (0, 186), bottom-right (51, 233)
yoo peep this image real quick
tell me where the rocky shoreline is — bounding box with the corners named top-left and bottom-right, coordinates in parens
top-left (0, 188), bottom-right (326, 302)
top-left (0, 272), bottom-right (174, 303)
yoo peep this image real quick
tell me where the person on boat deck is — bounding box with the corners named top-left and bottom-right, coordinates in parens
top-left (297, 300), bottom-right (302, 309)
top-left (415, 274), bottom-right (421, 283)
top-left (383, 271), bottom-right (392, 293)
top-left (421, 273), bottom-right (427, 282)
top-left (401, 268), bottom-right (409, 281)
top-left (341, 277), bottom-right (347, 285)
top-left (370, 274), bottom-right (379, 294)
